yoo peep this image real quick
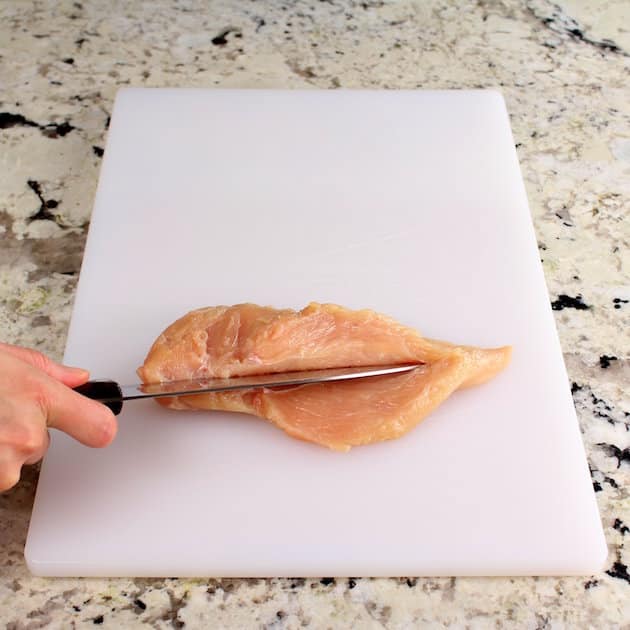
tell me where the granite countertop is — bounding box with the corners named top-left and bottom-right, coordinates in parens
top-left (0, 0), bottom-right (628, 627)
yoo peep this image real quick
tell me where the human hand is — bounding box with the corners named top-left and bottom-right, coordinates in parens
top-left (0, 343), bottom-right (117, 492)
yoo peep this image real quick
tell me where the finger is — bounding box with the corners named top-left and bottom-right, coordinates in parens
top-left (41, 380), bottom-right (118, 448)
top-left (0, 447), bottom-right (21, 493)
top-left (0, 343), bottom-right (89, 387)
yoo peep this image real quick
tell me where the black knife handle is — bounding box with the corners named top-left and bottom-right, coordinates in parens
top-left (73, 380), bottom-right (124, 416)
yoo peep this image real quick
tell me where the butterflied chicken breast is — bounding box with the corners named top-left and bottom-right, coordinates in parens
top-left (138, 303), bottom-right (511, 451)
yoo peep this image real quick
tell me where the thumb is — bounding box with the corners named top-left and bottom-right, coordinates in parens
top-left (43, 379), bottom-right (118, 448)
top-left (0, 342), bottom-right (89, 387)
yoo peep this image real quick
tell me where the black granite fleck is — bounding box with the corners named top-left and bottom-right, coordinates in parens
top-left (588, 392), bottom-right (624, 427)
top-left (347, 578), bottom-right (357, 589)
top-left (0, 112), bottom-right (39, 129)
top-left (92, 615), bottom-right (104, 625)
top-left (0, 111), bottom-right (73, 137)
top-left (134, 599), bottom-right (146, 611)
top-left (591, 393), bottom-right (612, 411)
top-left (605, 475), bottom-right (619, 489)
top-left (551, 294), bottom-right (589, 310)
top-left (63, 57), bottom-right (75, 64)
top-left (613, 298), bottom-right (628, 310)
top-left (406, 578), bottom-right (417, 588)
top-left (212, 28), bottom-right (239, 46)
top-left (40, 120), bottom-right (76, 138)
top-left (589, 465), bottom-right (619, 493)
top-left (530, 5), bottom-right (629, 57)
top-left (571, 382), bottom-right (582, 394)
top-left (567, 27), bottom-right (625, 55)
top-left (27, 180), bottom-right (57, 222)
top-left (606, 562), bottom-right (630, 584)
top-left (596, 443), bottom-right (630, 468)
top-left (320, 577), bottom-right (335, 586)
top-left (599, 355), bottom-right (618, 369)
top-left (161, 590), bottom-right (186, 628)
top-left (588, 390), bottom-right (616, 425)
top-left (613, 519), bottom-right (629, 535)
top-left (92, 145), bottom-right (104, 157)
top-left (554, 214), bottom-right (573, 227)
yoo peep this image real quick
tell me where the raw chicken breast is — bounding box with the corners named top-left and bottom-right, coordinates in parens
top-left (138, 303), bottom-right (511, 451)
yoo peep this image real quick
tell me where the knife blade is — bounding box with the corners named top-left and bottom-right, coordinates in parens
top-left (73, 363), bottom-right (423, 415)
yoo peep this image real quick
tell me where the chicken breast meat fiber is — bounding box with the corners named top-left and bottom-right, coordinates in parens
top-left (137, 303), bottom-right (511, 451)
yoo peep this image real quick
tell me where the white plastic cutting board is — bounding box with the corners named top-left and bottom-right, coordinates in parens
top-left (26, 89), bottom-right (606, 577)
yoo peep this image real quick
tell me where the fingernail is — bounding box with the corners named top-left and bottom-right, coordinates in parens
top-left (66, 366), bottom-right (90, 377)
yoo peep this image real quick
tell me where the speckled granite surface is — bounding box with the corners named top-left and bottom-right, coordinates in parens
top-left (0, 0), bottom-right (628, 627)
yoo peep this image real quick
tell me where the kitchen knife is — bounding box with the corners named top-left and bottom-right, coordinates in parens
top-left (74, 363), bottom-right (423, 415)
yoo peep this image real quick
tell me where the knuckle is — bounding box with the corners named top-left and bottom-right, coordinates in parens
top-left (0, 467), bottom-right (20, 493)
top-left (24, 430), bottom-right (49, 465)
top-left (33, 388), bottom-right (53, 421)
top-left (0, 412), bottom-right (45, 456)
top-left (9, 423), bottom-right (43, 455)
top-left (20, 426), bottom-right (45, 456)
top-left (24, 348), bottom-right (50, 372)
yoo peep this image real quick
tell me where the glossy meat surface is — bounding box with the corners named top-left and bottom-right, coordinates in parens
top-left (138, 303), bottom-right (511, 451)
